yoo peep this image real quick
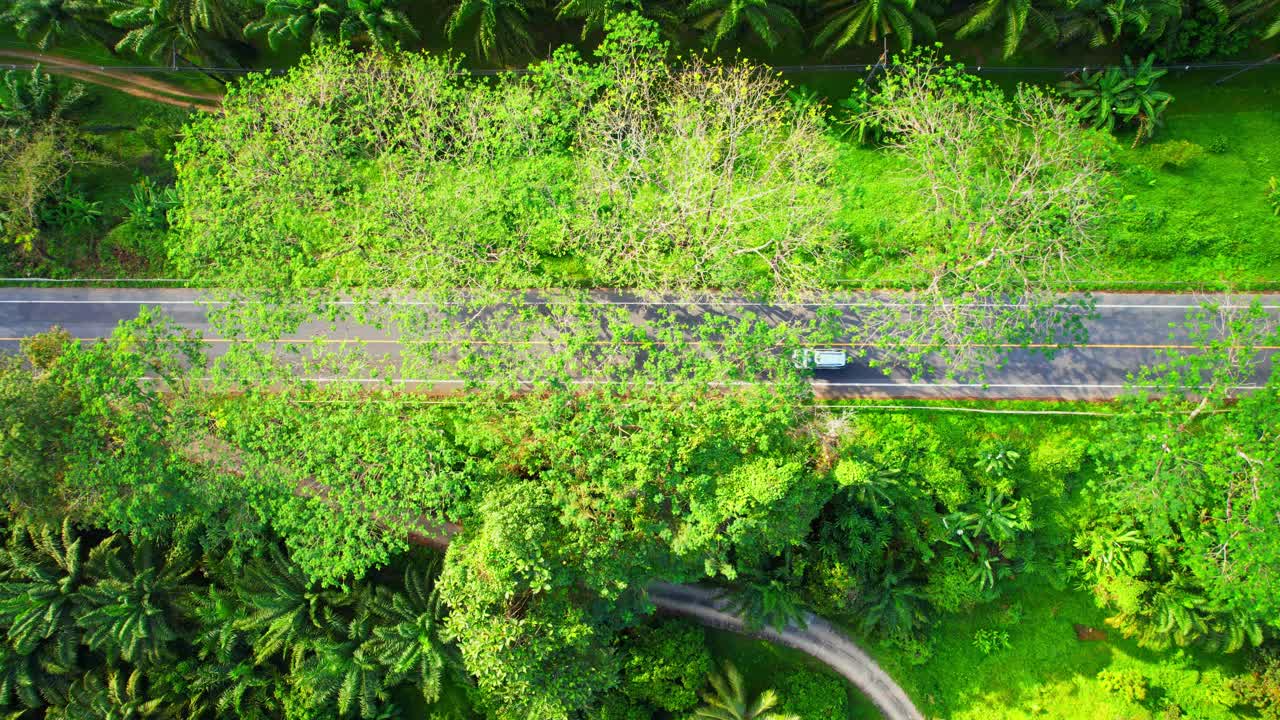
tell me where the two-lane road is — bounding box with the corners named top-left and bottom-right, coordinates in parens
top-left (1, 289), bottom-right (1275, 400)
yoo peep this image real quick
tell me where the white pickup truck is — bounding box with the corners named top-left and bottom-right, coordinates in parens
top-left (792, 348), bottom-right (849, 370)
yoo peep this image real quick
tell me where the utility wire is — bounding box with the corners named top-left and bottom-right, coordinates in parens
top-left (1, 55), bottom-right (1277, 77)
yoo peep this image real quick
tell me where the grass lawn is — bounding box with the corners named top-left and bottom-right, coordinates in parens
top-left (828, 62), bottom-right (1280, 290)
top-left (872, 582), bottom-right (1255, 720)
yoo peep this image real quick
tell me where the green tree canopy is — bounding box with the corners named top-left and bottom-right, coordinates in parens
top-left (245, 0), bottom-right (419, 51)
top-left (1081, 301), bottom-right (1279, 652)
top-left (171, 15), bottom-right (842, 296)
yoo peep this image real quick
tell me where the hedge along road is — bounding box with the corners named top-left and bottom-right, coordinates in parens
top-left (1, 288), bottom-right (1278, 400)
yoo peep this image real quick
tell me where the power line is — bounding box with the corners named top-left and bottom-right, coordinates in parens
top-left (0, 277), bottom-right (187, 283)
top-left (1, 55), bottom-right (1277, 78)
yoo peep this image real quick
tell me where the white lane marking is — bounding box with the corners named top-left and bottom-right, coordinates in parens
top-left (2, 299), bottom-right (1278, 310)
top-left (138, 376), bottom-right (1266, 390)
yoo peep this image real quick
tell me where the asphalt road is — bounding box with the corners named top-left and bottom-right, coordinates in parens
top-left (1, 288), bottom-right (1276, 400)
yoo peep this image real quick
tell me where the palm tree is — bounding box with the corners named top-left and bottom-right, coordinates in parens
top-left (554, 0), bottom-right (680, 39)
top-left (183, 658), bottom-right (282, 719)
top-left (852, 566), bottom-right (929, 638)
top-left (48, 666), bottom-right (169, 719)
top-left (77, 536), bottom-right (199, 665)
top-left (1058, 0), bottom-right (1186, 47)
top-left (244, 0), bottom-right (419, 52)
top-left (1, 0), bottom-right (113, 50)
top-left (446, 0), bottom-right (539, 62)
top-left (189, 585), bottom-right (250, 664)
top-left (948, 0), bottom-right (1060, 58)
top-left (686, 0), bottom-right (803, 49)
top-left (725, 580), bottom-right (808, 632)
top-left (358, 565), bottom-right (447, 703)
top-left (555, 0), bottom-right (634, 37)
top-left (104, 0), bottom-right (241, 64)
top-left (234, 544), bottom-right (354, 669)
top-left (813, 0), bottom-right (936, 55)
top-left (1231, 0), bottom-right (1279, 37)
top-left (185, 580), bottom-right (281, 719)
top-left (694, 662), bottom-right (798, 720)
top-left (0, 519), bottom-right (90, 669)
top-left (0, 66), bottom-right (89, 128)
top-left (0, 642), bottom-right (70, 710)
top-left (293, 639), bottom-right (392, 718)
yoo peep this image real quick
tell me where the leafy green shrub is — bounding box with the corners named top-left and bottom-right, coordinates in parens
top-left (0, 126), bottom-right (100, 253)
top-left (100, 222), bottom-right (168, 268)
top-left (801, 556), bottom-right (856, 615)
top-left (19, 325), bottom-right (72, 370)
top-left (887, 628), bottom-right (935, 666)
top-left (1208, 135), bottom-right (1231, 154)
top-left (1124, 207), bottom-right (1169, 233)
top-left (1029, 432), bottom-right (1086, 497)
top-left (972, 628), bottom-right (1011, 656)
top-left (995, 601), bottom-right (1024, 628)
top-left (777, 669), bottom-right (848, 720)
top-left (1059, 55), bottom-right (1172, 144)
top-left (587, 693), bottom-right (653, 720)
top-left (1121, 162), bottom-right (1159, 187)
top-left (1098, 669), bottom-right (1149, 703)
top-left (924, 553), bottom-right (985, 613)
top-left (0, 65), bottom-right (87, 127)
top-left (1233, 648), bottom-right (1280, 720)
top-left (38, 181), bottom-right (101, 235)
top-left (1112, 205), bottom-right (1213, 261)
top-left (619, 620), bottom-right (712, 713)
top-left (1161, 6), bottom-right (1251, 61)
top-left (1147, 140), bottom-right (1205, 170)
top-left (121, 176), bottom-right (179, 231)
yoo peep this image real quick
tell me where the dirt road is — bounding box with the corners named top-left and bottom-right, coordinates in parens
top-left (0, 49), bottom-right (222, 111)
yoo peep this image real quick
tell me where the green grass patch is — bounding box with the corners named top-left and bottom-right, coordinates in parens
top-left (830, 64), bottom-right (1280, 289)
top-left (873, 583), bottom-right (1253, 720)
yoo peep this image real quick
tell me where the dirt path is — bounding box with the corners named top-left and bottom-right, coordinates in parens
top-left (648, 582), bottom-right (924, 720)
top-left (0, 49), bottom-right (222, 111)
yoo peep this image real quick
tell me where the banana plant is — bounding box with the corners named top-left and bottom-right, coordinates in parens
top-left (1059, 54), bottom-right (1172, 143)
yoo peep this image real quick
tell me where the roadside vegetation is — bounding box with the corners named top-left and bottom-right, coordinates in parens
top-left (1, 0), bottom-right (1278, 718)
top-left (2, 296), bottom-right (1278, 719)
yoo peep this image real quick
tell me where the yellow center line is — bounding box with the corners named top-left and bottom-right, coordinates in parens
top-left (3, 337), bottom-right (1278, 350)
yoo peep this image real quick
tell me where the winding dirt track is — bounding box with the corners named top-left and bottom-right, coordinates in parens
top-left (0, 49), bottom-right (222, 111)
top-left (648, 582), bottom-right (923, 720)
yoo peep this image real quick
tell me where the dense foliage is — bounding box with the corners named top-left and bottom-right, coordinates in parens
top-left (168, 27), bottom-right (1122, 387)
top-left (170, 19), bottom-right (840, 295)
top-left (850, 46), bottom-right (1107, 376)
top-left (0, 0), bottom-right (1276, 67)
top-left (4, 295), bottom-right (1277, 718)
top-left (0, 512), bottom-right (455, 719)
top-left (1080, 302), bottom-right (1280, 652)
